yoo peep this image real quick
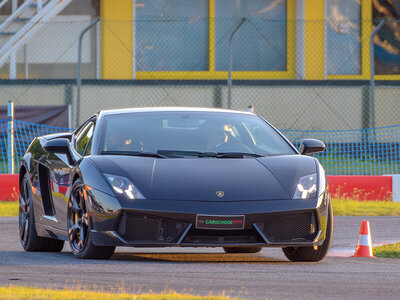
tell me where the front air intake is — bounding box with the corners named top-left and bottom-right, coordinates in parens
top-left (257, 211), bottom-right (318, 243)
top-left (116, 212), bottom-right (187, 243)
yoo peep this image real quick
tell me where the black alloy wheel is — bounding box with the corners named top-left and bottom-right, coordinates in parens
top-left (67, 178), bottom-right (115, 259)
top-left (67, 182), bottom-right (89, 254)
top-left (19, 176), bottom-right (30, 245)
top-left (19, 172), bottom-right (64, 252)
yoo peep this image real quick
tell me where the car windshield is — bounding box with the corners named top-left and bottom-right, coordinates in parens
top-left (99, 111), bottom-right (295, 157)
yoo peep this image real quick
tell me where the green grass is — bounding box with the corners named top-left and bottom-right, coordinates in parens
top-left (2, 199), bottom-right (400, 217)
top-left (0, 286), bottom-right (238, 300)
top-left (374, 242), bottom-right (400, 258)
top-left (332, 198), bottom-right (400, 216)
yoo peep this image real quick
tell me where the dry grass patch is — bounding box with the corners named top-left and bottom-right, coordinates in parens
top-left (374, 242), bottom-right (400, 258)
top-left (332, 198), bottom-right (400, 216)
top-left (0, 286), bottom-right (240, 300)
top-left (0, 201), bottom-right (18, 217)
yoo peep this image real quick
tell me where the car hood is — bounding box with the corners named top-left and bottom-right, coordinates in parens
top-left (90, 155), bottom-right (317, 201)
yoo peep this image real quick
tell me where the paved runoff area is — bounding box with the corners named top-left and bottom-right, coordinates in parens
top-left (0, 216), bottom-right (400, 299)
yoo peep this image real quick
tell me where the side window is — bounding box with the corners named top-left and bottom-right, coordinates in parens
top-left (75, 122), bottom-right (94, 156)
top-left (85, 136), bottom-right (93, 156)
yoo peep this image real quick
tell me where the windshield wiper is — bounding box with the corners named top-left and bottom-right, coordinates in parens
top-left (101, 150), bottom-right (167, 159)
top-left (157, 150), bottom-right (216, 158)
top-left (157, 150), bottom-right (263, 158)
top-left (216, 152), bottom-right (264, 158)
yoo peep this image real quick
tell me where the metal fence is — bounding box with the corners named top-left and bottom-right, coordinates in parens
top-left (0, 119), bottom-right (72, 174)
top-left (283, 125), bottom-right (400, 175)
top-left (1, 18), bottom-right (400, 175)
top-left (0, 19), bottom-right (400, 127)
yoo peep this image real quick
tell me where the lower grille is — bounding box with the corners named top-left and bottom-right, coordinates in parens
top-left (257, 211), bottom-right (318, 243)
top-left (117, 212), bottom-right (187, 243)
top-left (182, 228), bottom-right (264, 245)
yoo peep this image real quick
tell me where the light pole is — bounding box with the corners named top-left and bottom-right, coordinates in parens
top-left (227, 17), bottom-right (246, 109)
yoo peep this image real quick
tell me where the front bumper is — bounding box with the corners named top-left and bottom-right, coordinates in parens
top-left (87, 189), bottom-right (330, 248)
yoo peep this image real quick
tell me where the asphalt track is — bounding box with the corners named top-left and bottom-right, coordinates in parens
top-left (1, 216), bottom-right (400, 299)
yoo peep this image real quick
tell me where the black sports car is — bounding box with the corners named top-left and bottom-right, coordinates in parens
top-left (18, 107), bottom-right (332, 261)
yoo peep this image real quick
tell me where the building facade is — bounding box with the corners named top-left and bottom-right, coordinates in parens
top-left (100, 0), bottom-right (400, 80)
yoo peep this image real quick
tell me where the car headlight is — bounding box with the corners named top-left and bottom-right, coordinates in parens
top-left (104, 174), bottom-right (145, 200)
top-left (317, 162), bottom-right (326, 197)
top-left (293, 173), bottom-right (317, 199)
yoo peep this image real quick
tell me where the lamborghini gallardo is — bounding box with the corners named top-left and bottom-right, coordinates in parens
top-left (18, 107), bottom-right (332, 261)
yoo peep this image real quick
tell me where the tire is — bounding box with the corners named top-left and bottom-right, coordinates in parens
top-left (223, 246), bottom-right (263, 254)
top-left (19, 173), bottom-right (64, 252)
top-left (67, 178), bottom-right (115, 259)
top-left (282, 200), bottom-right (333, 262)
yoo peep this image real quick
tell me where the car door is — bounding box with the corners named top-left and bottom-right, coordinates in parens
top-left (47, 120), bottom-right (95, 230)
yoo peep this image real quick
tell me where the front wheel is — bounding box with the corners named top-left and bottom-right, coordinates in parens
top-left (282, 200), bottom-right (333, 262)
top-left (67, 179), bottom-right (115, 259)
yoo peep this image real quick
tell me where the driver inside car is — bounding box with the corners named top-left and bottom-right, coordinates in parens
top-left (104, 131), bottom-right (143, 152)
top-left (199, 121), bottom-right (238, 151)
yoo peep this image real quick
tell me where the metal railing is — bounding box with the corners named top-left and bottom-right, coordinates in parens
top-left (0, 0), bottom-right (71, 78)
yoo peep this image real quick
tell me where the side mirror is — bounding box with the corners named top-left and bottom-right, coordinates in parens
top-left (299, 139), bottom-right (325, 155)
top-left (43, 138), bottom-right (74, 164)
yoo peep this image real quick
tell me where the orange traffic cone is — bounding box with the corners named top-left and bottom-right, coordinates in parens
top-left (352, 221), bottom-right (375, 258)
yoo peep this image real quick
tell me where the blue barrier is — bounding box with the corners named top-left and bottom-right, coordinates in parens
top-left (1, 120), bottom-right (400, 175)
top-left (0, 120), bottom-right (72, 174)
top-left (281, 126), bottom-right (400, 175)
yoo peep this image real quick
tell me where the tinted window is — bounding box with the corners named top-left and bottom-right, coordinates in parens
top-left (75, 122), bottom-right (94, 156)
top-left (136, 0), bottom-right (208, 71)
top-left (373, 0), bottom-right (400, 74)
top-left (326, 0), bottom-right (361, 75)
top-left (215, 0), bottom-right (287, 71)
top-left (100, 112), bottom-right (294, 156)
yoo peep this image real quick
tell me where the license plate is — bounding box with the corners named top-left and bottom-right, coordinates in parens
top-left (196, 215), bottom-right (245, 230)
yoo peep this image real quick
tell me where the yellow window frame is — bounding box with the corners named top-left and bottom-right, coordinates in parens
top-left (136, 0), bottom-right (295, 80)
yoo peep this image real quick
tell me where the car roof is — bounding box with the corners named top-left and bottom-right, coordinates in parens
top-left (99, 107), bottom-right (254, 117)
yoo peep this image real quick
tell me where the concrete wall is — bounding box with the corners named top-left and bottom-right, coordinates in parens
top-left (227, 86), bottom-right (363, 130)
top-left (375, 87), bottom-right (400, 128)
top-left (76, 85), bottom-right (366, 131)
top-left (0, 83), bottom-right (399, 132)
top-left (0, 85), bottom-right (66, 106)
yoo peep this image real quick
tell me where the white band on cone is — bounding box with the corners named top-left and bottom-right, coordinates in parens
top-left (357, 234), bottom-right (372, 247)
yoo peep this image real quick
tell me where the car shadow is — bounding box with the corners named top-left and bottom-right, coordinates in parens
top-left (109, 252), bottom-right (289, 264)
top-left (0, 250), bottom-right (289, 265)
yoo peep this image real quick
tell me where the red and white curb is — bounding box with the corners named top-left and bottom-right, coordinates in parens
top-left (2, 174), bottom-right (400, 201)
